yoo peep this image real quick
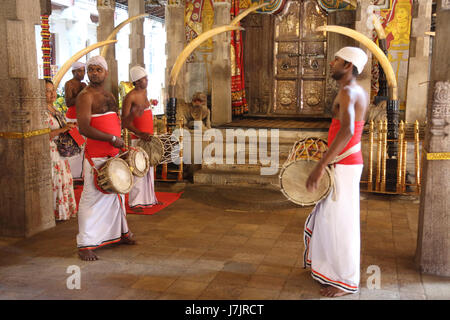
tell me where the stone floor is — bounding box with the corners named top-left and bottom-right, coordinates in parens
top-left (0, 184), bottom-right (448, 300)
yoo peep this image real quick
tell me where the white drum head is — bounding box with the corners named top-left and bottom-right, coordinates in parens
top-left (108, 158), bottom-right (133, 194)
top-left (135, 151), bottom-right (147, 172)
top-left (279, 160), bottom-right (331, 206)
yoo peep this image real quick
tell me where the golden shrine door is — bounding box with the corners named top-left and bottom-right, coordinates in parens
top-left (242, 0), bottom-right (329, 117)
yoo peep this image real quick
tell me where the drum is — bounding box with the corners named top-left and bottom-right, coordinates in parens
top-left (119, 146), bottom-right (150, 177)
top-left (96, 157), bottom-right (134, 194)
top-left (136, 133), bottom-right (180, 166)
top-left (279, 137), bottom-right (332, 206)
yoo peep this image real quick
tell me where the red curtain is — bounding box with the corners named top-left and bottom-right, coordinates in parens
top-left (230, 0), bottom-right (248, 117)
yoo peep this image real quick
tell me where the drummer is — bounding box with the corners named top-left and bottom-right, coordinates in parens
top-left (64, 61), bottom-right (87, 181)
top-left (64, 61), bottom-right (86, 123)
top-left (121, 65), bottom-right (159, 212)
top-left (75, 56), bottom-right (136, 261)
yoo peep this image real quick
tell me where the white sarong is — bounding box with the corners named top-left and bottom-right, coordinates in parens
top-left (76, 157), bottom-right (130, 250)
top-left (128, 139), bottom-right (158, 208)
top-left (303, 164), bottom-right (363, 293)
top-left (66, 147), bottom-right (85, 180)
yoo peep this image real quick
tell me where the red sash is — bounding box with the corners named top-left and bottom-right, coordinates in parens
top-left (327, 119), bottom-right (365, 165)
top-left (131, 108), bottom-right (153, 139)
top-left (66, 105), bottom-right (77, 120)
top-left (85, 112), bottom-right (121, 158)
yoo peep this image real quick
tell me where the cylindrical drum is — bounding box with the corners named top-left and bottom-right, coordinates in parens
top-left (279, 137), bottom-right (332, 206)
top-left (96, 157), bottom-right (134, 194)
top-left (119, 146), bottom-right (150, 177)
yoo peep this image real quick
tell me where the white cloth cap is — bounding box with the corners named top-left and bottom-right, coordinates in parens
top-left (86, 56), bottom-right (108, 71)
top-left (334, 47), bottom-right (368, 74)
top-left (130, 66), bottom-right (147, 82)
top-left (72, 61), bottom-right (85, 71)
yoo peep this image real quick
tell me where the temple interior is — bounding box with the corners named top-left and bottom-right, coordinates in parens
top-left (0, 0), bottom-right (449, 301)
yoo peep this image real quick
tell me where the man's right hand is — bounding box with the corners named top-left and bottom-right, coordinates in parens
top-left (138, 132), bottom-right (153, 142)
top-left (110, 136), bottom-right (125, 148)
top-left (64, 123), bottom-right (77, 132)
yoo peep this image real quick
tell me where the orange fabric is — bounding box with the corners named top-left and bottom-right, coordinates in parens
top-left (327, 118), bottom-right (365, 165)
top-left (131, 108), bottom-right (153, 139)
top-left (85, 112), bottom-right (121, 158)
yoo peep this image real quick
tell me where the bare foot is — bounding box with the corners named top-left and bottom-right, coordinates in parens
top-left (130, 207), bottom-right (143, 213)
top-left (119, 233), bottom-right (137, 245)
top-left (156, 201), bottom-right (164, 205)
top-left (320, 285), bottom-right (352, 298)
top-left (78, 249), bottom-right (98, 261)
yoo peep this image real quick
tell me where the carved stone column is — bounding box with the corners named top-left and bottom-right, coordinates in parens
top-left (211, 1), bottom-right (231, 126)
top-left (128, 0), bottom-right (145, 69)
top-left (405, 0), bottom-right (433, 123)
top-left (97, 0), bottom-right (119, 99)
top-left (165, 1), bottom-right (186, 101)
top-left (415, 0), bottom-right (450, 277)
top-left (0, 0), bottom-right (54, 237)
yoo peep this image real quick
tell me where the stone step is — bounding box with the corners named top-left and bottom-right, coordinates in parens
top-left (193, 168), bottom-right (281, 190)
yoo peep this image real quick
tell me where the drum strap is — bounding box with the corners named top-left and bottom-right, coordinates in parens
top-left (84, 150), bottom-right (113, 195)
top-left (328, 142), bottom-right (361, 201)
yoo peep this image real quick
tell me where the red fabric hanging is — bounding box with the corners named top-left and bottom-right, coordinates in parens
top-left (230, 0), bottom-right (248, 117)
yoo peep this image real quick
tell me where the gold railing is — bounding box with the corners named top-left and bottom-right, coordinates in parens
top-left (361, 120), bottom-right (423, 195)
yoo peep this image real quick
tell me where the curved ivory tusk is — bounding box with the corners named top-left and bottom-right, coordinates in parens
top-left (316, 25), bottom-right (397, 100)
top-left (372, 15), bottom-right (386, 40)
top-left (230, 2), bottom-right (271, 26)
top-left (53, 40), bottom-right (118, 89)
top-left (100, 13), bottom-right (149, 57)
top-left (169, 25), bottom-right (243, 87)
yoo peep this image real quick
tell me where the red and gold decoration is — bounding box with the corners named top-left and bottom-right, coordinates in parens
top-left (231, 0), bottom-right (248, 117)
top-left (40, 15), bottom-right (52, 80)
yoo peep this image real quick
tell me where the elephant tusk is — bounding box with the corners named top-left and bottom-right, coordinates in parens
top-left (169, 25), bottom-right (243, 88)
top-left (100, 13), bottom-right (149, 57)
top-left (316, 25), bottom-right (397, 100)
top-left (53, 40), bottom-right (117, 89)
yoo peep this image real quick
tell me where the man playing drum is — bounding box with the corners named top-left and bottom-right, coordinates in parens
top-left (304, 47), bottom-right (369, 297)
top-left (64, 61), bottom-right (86, 123)
top-left (76, 56), bottom-right (136, 261)
top-left (121, 66), bottom-right (159, 212)
top-left (64, 61), bottom-right (87, 180)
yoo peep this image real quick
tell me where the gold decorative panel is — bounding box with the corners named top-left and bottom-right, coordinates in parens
top-left (272, 0), bottom-right (327, 116)
top-left (275, 1), bottom-right (300, 39)
top-left (274, 80), bottom-right (298, 113)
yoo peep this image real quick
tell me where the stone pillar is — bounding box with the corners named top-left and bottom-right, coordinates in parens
top-left (165, 1), bottom-right (186, 100)
top-left (128, 0), bottom-right (145, 69)
top-left (415, 0), bottom-right (450, 277)
top-left (405, 0), bottom-right (433, 123)
top-left (354, 1), bottom-right (373, 97)
top-left (97, 0), bottom-right (119, 99)
top-left (211, 1), bottom-right (231, 126)
top-left (0, 0), bottom-right (54, 237)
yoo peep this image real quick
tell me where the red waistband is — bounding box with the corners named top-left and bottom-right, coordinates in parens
top-left (85, 112), bottom-right (121, 158)
top-left (328, 119), bottom-right (365, 165)
top-left (65, 106), bottom-right (77, 119)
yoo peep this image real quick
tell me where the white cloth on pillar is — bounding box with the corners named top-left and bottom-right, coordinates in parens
top-left (128, 139), bottom-right (158, 208)
top-left (303, 164), bottom-right (363, 293)
top-left (77, 157), bottom-right (130, 249)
